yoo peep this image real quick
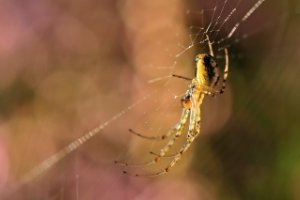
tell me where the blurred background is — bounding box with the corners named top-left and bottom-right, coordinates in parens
top-left (0, 0), bottom-right (299, 199)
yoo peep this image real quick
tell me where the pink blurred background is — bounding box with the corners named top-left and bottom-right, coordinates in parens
top-left (0, 0), bottom-right (299, 199)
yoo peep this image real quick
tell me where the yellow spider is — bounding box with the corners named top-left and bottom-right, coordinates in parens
top-left (116, 35), bottom-right (229, 177)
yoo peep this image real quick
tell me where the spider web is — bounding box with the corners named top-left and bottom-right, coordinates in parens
top-left (1, 0), bottom-right (289, 199)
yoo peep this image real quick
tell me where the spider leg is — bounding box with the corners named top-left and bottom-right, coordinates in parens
top-left (187, 93), bottom-right (203, 137)
top-left (125, 136), bottom-right (197, 177)
top-left (149, 136), bottom-right (197, 176)
top-left (219, 48), bottom-right (229, 94)
top-left (115, 108), bottom-right (190, 168)
top-left (149, 151), bottom-right (177, 158)
top-left (128, 128), bottom-right (175, 140)
top-left (141, 111), bottom-right (190, 162)
top-left (130, 99), bottom-right (202, 177)
top-left (128, 92), bottom-right (193, 141)
top-left (200, 87), bottom-right (218, 96)
top-left (146, 108), bottom-right (190, 157)
top-left (206, 34), bottom-right (215, 57)
top-left (172, 74), bottom-right (192, 81)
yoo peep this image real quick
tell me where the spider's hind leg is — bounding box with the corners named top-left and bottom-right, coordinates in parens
top-left (133, 134), bottom-right (198, 177)
top-left (116, 108), bottom-right (190, 170)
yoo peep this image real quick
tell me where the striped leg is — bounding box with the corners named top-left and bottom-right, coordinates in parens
top-left (131, 108), bottom-right (202, 177)
top-left (134, 136), bottom-right (197, 177)
top-left (116, 108), bottom-right (190, 168)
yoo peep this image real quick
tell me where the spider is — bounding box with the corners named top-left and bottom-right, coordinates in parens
top-left (115, 35), bottom-right (229, 177)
